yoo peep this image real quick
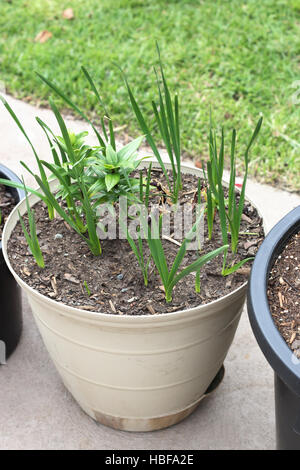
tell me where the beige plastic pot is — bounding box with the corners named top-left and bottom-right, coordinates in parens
top-left (2, 164), bottom-right (259, 432)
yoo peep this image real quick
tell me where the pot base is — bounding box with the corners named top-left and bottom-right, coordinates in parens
top-left (275, 373), bottom-right (300, 450)
top-left (82, 366), bottom-right (225, 432)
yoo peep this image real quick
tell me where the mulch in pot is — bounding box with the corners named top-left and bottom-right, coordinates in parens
top-left (0, 184), bottom-right (18, 239)
top-left (268, 231), bottom-right (300, 359)
top-left (7, 170), bottom-right (264, 316)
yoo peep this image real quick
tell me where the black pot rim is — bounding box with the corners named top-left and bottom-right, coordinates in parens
top-left (247, 205), bottom-right (300, 397)
top-left (0, 163), bottom-right (25, 252)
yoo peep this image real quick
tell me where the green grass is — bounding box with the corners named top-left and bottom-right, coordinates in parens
top-left (1, 0), bottom-right (300, 190)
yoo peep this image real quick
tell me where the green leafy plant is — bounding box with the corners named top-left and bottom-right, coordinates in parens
top-left (18, 183), bottom-right (45, 269)
top-left (147, 213), bottom-right (227, 303)
top-left (85, 136), bottom-right (148, 205)
top-left (122, 43), bottom-right (181, 203)
top-left (0, 67), bottom-right (148, 259)
top-left (0, 100), bottom-right (102, 256)
top-left (139, 163), bottom-right (153, 207)
top-left (0, 96), bottom-right (55, 220)
top-left (125, 228), bottom-right (152, 288)
top-left (205, 117), bottom-right (263, 275)
top-left (0, 53), bottom-right (263, 308)
top-left (123, 205), bottom-right (228, 302)
top-left (36, 67), bottom-right (115, 152)
top-left (122, 45), bottom-right (262, 280)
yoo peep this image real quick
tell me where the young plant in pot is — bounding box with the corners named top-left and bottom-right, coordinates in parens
top-left (0, 56), bottom-right (264, 431)
top-left (248, 206), bottom-right (300, 449)
top-left (0, 164), bottom-right (24, 362)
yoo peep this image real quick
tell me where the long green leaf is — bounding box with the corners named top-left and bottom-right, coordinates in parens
top-left (156, 43), bottom-right (180, 169)
top-left (167, 207), bottom-right (205, 285)
top-left (36, 117), bottom-right (61, 167)
top-left (81, 66), bottom-right (108, 114)
top-left (237, 117), bottom-right (263, 225)
top-left (152, 99), bottom-right (173, 167)
top-left (228, 129), bottom-right (236, 219)
top-left (146, 215), bottom-right (169, 286)
top-left (39, 160), bottom-right (82, 228)
top-left (49, 98), bottom-right (76, 165)
top-left (119, 67), bottom-right (171, 189)
top-left (1, 96), bottom-right (54, 216)
top-left (168, 245), bottom-right (228, 292)
top-left (153, 67), bottom-right (177, 175)
top-left (105, 173), bottom-right (120, 192)
top-left (222, 257), bottom-right (254, 276)
top-left (36, 72), bottom-right (106, 148)
top-left (117, 135), bottom-right (144, 161)
top-left (80, 182), bottom-right (101, 255)
top-left (18, 183), bottom-right (45, 268)
top-left (34, 174), bottom-right (84, 237)
top-left (209, 139), bottom-right (228, 245)
top-left (0, 178), bottom-right (46, 202)
top-left (145, 163), bottom-right (152, 207)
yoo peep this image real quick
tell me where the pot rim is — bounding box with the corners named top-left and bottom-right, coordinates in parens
top-left (0, 163), bottom-right (25, 252)
top-left (247, 205), bottom-right (300, 393)
top-left (2, 162), bottom-right (262, 323)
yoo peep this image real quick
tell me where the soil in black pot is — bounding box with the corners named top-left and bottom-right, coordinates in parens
top-left (268, 231), bottom-right (300, 359)
top-left (0, 184), bottom-right (17, 238)
top-left (7, 170), bottom-right (264, 315)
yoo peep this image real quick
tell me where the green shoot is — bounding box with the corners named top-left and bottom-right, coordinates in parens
top-left (201, 164), bottom-right (214, 241)
top-left (122, 44), bottom-right (182, 203)
top-left (226, 117), bottom-right (263, 254)
top-left (18, 183), bottom-right (45, 269)
top-left (83, 281), bottom-right (91, 296)
top-left (142, 208), bottom-right (228, 302)
top-left (0, 178), bottom-right (46, 203)
top-left (0, 96), bottom-right (55, 220)
top-left (138, 163), bottom-right (152, 207)
top-left (195, 270), bottom-right (201, 294)
top-left (36, 72), bottom-right (107, 149)
top-left (221, 257), bottom-right (254, 276)
top-left (139, 171), bottom-right (143, 203)
top-left (1, 58), bottom-right (263, 302)
top-left (205, 117), bottom-right (263, 275)
top-left (126, 230), bottom-right (151, 287)
top-left (119, 201), bottom-right (151, 287)
top-left (81, 66), bottom-right (116, 150)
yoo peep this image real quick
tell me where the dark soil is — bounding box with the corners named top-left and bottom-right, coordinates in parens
top-left (0, 184), bottom-right (18, 239)
top-left (268, 231), bottom-right (300, 359)
top-left (7, 170), bottom-right (264, 315)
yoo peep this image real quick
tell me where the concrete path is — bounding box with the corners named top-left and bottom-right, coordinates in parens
top-left (1, 93), bottom-right (300, 450)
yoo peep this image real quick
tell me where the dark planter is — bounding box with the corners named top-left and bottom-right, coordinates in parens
top-left (0, 164), bottom-right (25, 361)
top-left (247, 206), bottom-right (300, 450)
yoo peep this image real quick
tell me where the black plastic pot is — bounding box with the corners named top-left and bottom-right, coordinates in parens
top-left (0, 164), bottom-right (25, 361)
top-left (247, 205), bottom-right (300, 450)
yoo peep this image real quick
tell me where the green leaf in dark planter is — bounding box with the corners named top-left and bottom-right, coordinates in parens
top-left (105, 173), bottom-right (120, 192)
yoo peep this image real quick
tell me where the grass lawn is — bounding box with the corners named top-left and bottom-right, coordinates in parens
top-left (1, 0), bottom-right (300, 190)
